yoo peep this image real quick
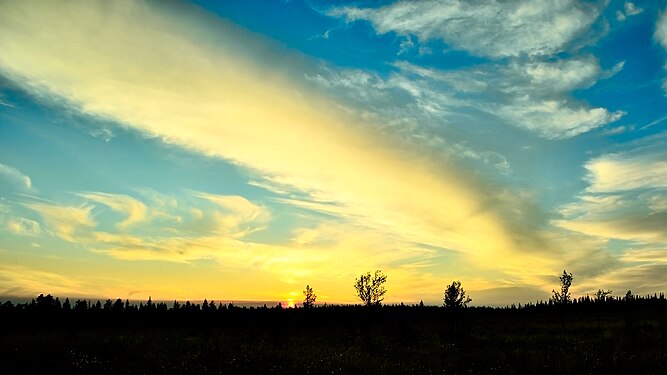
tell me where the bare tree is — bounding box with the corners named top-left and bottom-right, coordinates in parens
top-left (443, 280), bottom-right (471, 308)
top-left (302, 284), bottom-right (317, 308)
top-left (354, 270), bottom-right (387, 306)
top-left (551, 270), bottom-right (573, 304)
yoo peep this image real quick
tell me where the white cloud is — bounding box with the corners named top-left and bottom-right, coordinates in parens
top-left (450, 143), bottom-right (511, 173)
top-left (329, 0), bottom-right (604, 58)
top-left (616, 10), bottom-right (627, 22)
top-left (515, 58), bottom-right (602, 93)
top-left (660, 11), bottom-right (667, 44)
top-left (0, 162), bottom-right (31, 190)
top-left (584, 152), bottom-right (667, 193)
top-left (657, 7), bottom-right (667, 94)
top-left (496, 98), bottom-right (623, 139)
top-left (556, 192), bottom-right (667, 243)
top-left (398, 36), bottom-right (414, 55)
top-left (616, 2), bottom-right (643, 22)
top-left (195, 193), bottom-right (271, 238)
top-left (26, 202), bottom-right (95, 242)
top-left (625, 2), bottom-right (644, 16)
top-left (79, 192), bottom-right (147, 229)
top-left (6, 217), bottom-right (41, 236)
top-left (555, 142), bottom-right (667, 244)
top-left (311, 57), bottom-right (623, 139)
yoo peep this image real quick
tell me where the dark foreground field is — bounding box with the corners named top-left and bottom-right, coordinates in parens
top-left (2, 304), bottom-right (667, 374)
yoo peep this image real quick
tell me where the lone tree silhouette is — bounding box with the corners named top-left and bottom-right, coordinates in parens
top-left (551, 270), bottom-right (573, 304)
top-left (354, 270), bottom-right (387, 306)
top-left (443, 280), bottom-right (471, 308)
top-left (302, 284), bottom-right (317, 308)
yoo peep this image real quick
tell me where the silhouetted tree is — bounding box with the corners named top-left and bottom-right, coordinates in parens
top-left (594, 289), bottom-right (612, 302)
top-left (625, 290), bottom-right (634, 302)
top-left (74, 299), bottom-right (88, 312)
top-left (144, 296), bottom-right (155, 312)
top-left (444, 280), bottom-right (471, 308)
top-left (35, 294), bottom-right (60, 312)
top-left (62, 298), bottom-right (71, 312)
top-left (551, 270), bottom-right (573, 304)
top-left (354, 270), bottom-right (387, 306)
top-left (112, 298), bottom-right (124, 313)
top-left (302, 284), bottom-right (317, 308)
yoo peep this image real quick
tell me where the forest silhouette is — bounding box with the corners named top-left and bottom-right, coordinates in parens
top-left (3, 271), bottom-right (667, 373)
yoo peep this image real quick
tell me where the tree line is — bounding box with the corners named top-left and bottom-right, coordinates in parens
top-left (1, 269), bottom-right (664, 315)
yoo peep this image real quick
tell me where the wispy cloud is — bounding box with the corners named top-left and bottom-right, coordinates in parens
top-left (657, 6), bottom-right (667, 94)
top-left (79, 192), bottom-right (147, 230)
top-left (556, 192), bottom-right (667, 243)
top-left (195, 193), bottom-right (271, 238)
top-left (0, 264), bottom-right (84, 298)
top-left (6, 217), bottom-right (41, 236)
top-left (88, 127), bottom-right (115, 142)
top-left (328, 0), bottom-right (604, 58)
top-left (26, 202), bottom-right (95, 242)
top-left (584, 149), bottom-right (667, 193)
top-left (309, 57), bottom-right (623, 139)
top-left (617, 2), bottom-right (644, 21)
top-left (0, 162), bottom-right (31, 190)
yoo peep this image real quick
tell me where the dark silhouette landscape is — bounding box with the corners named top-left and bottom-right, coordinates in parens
top-left (3, 288), bottom-right (667, 374)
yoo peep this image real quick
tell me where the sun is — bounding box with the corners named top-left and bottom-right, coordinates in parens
top-left (287, 298), bottom-right (295, 308)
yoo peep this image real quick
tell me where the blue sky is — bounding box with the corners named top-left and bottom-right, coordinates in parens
top-left (1, 0), bottom-right (667, 306)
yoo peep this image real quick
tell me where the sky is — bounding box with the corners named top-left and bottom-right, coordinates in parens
top-left (1, 0), bottom-right (667, 306)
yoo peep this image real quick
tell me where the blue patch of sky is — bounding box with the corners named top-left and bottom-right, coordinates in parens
top-left (194, 0), bottom-right (488, 76)
top-left (580, 4), bottom-right (667, 143)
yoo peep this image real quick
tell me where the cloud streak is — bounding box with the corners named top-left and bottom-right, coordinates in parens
top-left (78, 192), bottom-right (147, 230)
top-left (656, 5), bottom-right (667, 94)
top-left (328, 0), bottom-right (605, 58)
top-left (309, 57), bottom-right (623, 139)
top-left (0, 162), bottom-right (31, 190)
